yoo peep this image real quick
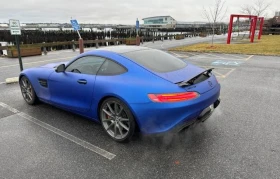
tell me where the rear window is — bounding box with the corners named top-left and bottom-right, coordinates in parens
top-left (122, 49), bottom-right (187, 73)
top-left (97, 59), bottom-right (127, 76)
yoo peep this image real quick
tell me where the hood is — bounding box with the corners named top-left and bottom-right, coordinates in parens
top-left (153, 63), bottom-right (205, 83)
top-left (40, 61), bottom-right (69, 68)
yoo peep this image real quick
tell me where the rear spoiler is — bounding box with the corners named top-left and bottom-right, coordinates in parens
top-left (177, 68), bottom-right (214, 87)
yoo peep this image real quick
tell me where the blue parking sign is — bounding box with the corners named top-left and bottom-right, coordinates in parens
top-left (136, 18), bottom-right (139, 30)
top-left (70, 19), bottom-right (80, 31)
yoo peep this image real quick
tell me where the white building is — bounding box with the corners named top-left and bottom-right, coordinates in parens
top-left (142, 16), bottom-right (177, 28)
top-left (142, 16), bottom-right (208, 29)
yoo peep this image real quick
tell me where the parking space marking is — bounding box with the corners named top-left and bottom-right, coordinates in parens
top-left (223, 68), bottom-right (236, 77)
top-left (0, 102), bottom-right (116, 160)
top-left (245, 55), bottom-right (254, 61)
top-left (0, 102), bottom-right (20, 113)
top-left (0, 81), bottom-right (5, 85)
top-left (0, 56), bottom-right (74, 69)
top-left (212, 71), bottom-right (226, 78)
top-left (201, 66), bottom-right (236, 78)
top-left (211, 60), bottom-right (244, 66)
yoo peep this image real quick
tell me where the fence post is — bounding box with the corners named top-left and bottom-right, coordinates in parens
top-left (78, 38), bottom-right (84, 54)
top-left (95, 39), bottom-right (99, 49)
top-left (136, 35), bottom-right (140, 46)
top-left (43, 42), bottom-right (47, 55)
top-left (72, 40), bottom-right (76, 51)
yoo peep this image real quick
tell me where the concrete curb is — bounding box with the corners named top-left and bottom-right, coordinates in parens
top-left (5, 77), bottom-right (19, 84)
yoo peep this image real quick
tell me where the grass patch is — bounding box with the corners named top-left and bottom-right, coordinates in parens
top-left (170, 35), bottom-right (280, 56)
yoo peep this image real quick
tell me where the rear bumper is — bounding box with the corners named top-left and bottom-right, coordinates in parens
top-left (130, 84), bottom-right (221, 134)
top-left (159, 98), bottom-right (221, 134)
top-left (198, 97), bottom-right (220, 122)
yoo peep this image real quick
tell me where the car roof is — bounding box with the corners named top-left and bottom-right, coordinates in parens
top-left (94, 46), bottom-right (150, 54)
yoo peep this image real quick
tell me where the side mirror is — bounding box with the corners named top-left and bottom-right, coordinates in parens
top-left (55, 64), bottom-right (65, 73)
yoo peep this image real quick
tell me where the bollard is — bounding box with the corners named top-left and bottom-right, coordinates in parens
top-left (95, 39), bottom-right (99, 49)
top-left (79, 38), bottom-right (84, 54)
top-left (72, 40), bottom-right (76, 52)
top-left (136, 35), bottom-right (140, 46)
top-left (43, 42), bottom-right (47, 55)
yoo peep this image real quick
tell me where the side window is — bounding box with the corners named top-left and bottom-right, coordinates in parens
top-left (65, 56), bottom-right (105, 75)
top-left (97, 60), bottom-right (127, 76)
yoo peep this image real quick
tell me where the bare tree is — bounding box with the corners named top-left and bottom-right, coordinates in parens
top-left (202, 0), bottom-right (227, 46)
top-left (240, 0), bottom-right (271, 17)
top-left (253, 0), bottom-right (271, 17)
top-left (240, 5), bottom-right (254, 15)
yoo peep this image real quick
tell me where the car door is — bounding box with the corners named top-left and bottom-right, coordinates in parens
top-left (48, 55), bottom-right (106, 112)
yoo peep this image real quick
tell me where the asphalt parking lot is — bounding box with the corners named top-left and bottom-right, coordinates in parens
top-left (0, 41), bottom-right (280, 178)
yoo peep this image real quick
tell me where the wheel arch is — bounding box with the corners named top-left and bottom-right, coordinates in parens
top-left (19, 73), bottom-right (40, 97)
top-left (19, 74), bottom-right (39, 104)
top-left (97, 95), bottom-right (140, 132)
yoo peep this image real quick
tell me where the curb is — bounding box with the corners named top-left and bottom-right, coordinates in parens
top-left (5, 77), bottom-right (19, 84)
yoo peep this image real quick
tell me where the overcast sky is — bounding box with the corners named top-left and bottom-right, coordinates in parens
top-left (0, 0), bottom-right (278, 24)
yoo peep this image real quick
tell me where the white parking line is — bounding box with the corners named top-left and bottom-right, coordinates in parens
top-left (212, 71), bottom-right (226, 78)
top-left (223, 68), bottom-right (236, 77)
top-left (0, 102), bottom-right (116, 160)
top-left (245, 55), bottom-right (254, 61)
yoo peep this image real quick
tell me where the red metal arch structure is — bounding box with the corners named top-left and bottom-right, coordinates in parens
top-left (227, 14), bottom-right (264, 44)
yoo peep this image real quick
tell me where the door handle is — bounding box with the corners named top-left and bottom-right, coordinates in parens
top-left (77, 79), bottom-right (87, 84)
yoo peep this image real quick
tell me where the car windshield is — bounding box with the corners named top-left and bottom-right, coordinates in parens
top-left (122, 49), bottom-right (187, 73)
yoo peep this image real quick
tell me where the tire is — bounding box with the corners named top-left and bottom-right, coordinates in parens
top-left (99, 97), bottom-right (136, 143)
top-left (19, 76), bottom-right (38, 105)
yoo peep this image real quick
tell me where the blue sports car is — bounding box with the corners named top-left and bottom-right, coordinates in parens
top-left (19, 46), bottom-right (220, 142)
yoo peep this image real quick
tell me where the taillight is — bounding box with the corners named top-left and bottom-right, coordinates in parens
top-left (148, 92), bottom-right (199, 103)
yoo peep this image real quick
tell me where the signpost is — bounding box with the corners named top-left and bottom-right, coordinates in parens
top-left (136, 18), bottom-right (139, 35)
top-left (136, 18), bottom-right (140, 46)
top-left (9, 19), bottom-right (23, 71)
top-left (70, 19), bottom-right (84, 53)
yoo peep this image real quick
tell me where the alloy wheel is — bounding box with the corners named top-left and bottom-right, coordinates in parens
top-left (101, 101), bottom-right (131, 140)
top-left (20, 77), bottom-right (34, 103)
